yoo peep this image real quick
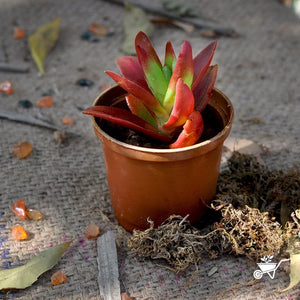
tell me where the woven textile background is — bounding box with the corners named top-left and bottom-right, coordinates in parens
top-left (0, 0), bottom-right (299, 299)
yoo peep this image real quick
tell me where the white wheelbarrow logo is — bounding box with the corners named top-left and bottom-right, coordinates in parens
top-left (253, 255), bottom-right (290, 280)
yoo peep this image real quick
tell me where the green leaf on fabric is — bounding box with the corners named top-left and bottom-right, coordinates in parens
top-left (275, 252), bottom-right (300, 293)
top-left (161, 0), bottom-right (197, 17)
top-left (0, 240), bottom-right (71, 290)
top-left (121, 3), bottom-right (154, 55)
top-left (28, 18), bottom-right (61, 74)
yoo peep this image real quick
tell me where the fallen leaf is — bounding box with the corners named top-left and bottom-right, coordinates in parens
top-left (161, 0), bottom-right (197, 17)
top-left (121, 3), bottom-right (154, 55)
top-left (0, 240), bottom-right (72, 290)
top-left (28, 18), bottom-right (61, 74)
top-left (275, 252), bottom-right (299, 293)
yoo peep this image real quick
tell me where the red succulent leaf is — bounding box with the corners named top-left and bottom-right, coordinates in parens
top-left (162, 78), bottom-right (194, 130)
top-left (116, 56), bottom-right (149, 91)
top-left (82, 106), bottom-right (172, 143)
top-left (164, 41), bottom-right (176, 71)
top-left (193, 65), bottom-right (218, 112)
top-left (105, 71), bottom-right (168, 122)
top-left (163, 40), bottom-right (194, 113)
top-left (169, 111), bottom-right (204, 149)
top-left (135, 31), bottom-right (168, 104)
top-left (192, 40), bottom-right (217, 91)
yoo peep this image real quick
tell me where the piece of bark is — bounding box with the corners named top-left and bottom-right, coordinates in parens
top-left (0, 108), bottom-right (80, 137)
top-left (97, 231), bottom-right (121, 300)
top-left (0, 62), bottom-right (29, 73)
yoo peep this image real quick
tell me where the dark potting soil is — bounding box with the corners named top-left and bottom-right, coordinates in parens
top-left (100, 104), bottom-right (224, 149)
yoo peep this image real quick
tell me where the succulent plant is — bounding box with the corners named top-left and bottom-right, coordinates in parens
top-left (83, 31), bottom-right (218, 149)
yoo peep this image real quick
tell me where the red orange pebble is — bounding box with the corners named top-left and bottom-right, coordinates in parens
top-left (11, 141), bottom-right (33, 159)
top-left (36, 96), bottom-right (54, 108)
top-left (61, 115), bottom-right (74, 125)
top-left (85, 224), bottom-right (100, 239)
top-left (12, 199), bottom-right (27, 219)
top-left (14, 26), bottom-right (26, 39)
top-left (88, 23), bottom-right (108, 36)
top-left (0, 80), bottom-right (13, 94)
top-left (26, 208), bottom-right (43, 220)
top-left (51, 271), bottom-right (67, 285)
top-left (12, 226), bottom-right (28, 240)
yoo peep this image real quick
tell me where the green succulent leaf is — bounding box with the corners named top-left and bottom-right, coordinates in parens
top-left (135, 32), bottom-right (168, 105)
top-left (163, 40), bottom-right (194, 113)
top-left (126, 94), bottom-right (158, 129)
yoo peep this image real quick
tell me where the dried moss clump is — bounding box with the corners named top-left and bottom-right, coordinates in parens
top-left (128, 215), bottom-right (233, 272)
top-left (214, 203), bottom-right (284, 261)
top-left (217, 152), bottom-right (300, 224)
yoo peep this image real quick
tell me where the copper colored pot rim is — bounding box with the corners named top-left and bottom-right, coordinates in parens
top-left (90, 85), bottom-right (234, 160)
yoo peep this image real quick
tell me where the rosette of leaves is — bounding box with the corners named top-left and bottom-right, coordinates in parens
top-left (83, 31), bottom-right (218, 149)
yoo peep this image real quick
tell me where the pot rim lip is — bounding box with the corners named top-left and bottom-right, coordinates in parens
top-left (90, 86), bottom-right (234, 154)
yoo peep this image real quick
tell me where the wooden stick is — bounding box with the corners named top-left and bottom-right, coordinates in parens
top-left (0, 108), bottom-right (80, 136)
top-left (97, 231), bottom-right (121, 300)
top-left (0, 62), bottom-right (29, 73)
top-left (103, 0), bottom-right (238, 37)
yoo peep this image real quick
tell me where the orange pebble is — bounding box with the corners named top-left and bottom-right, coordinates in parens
top-left (85, 224), bottom-right (100, 239)
top-left (12, 225), bottom-right (28, 240)
top-left (36, 96), bottom-right (54, 108)
top-left (0, 80), bottom-right (13, 94)
top-left (61, 115), bottom-right (74, 125)
top-left (12, 199), bottom-right (27, 219)
top-left (121, 293), bottom-right (133, 300)
top-left (51, 271), bottom-right (67, 285)
top-left (26, 208), bottom-right (43, 220)
top-left (88, 23), bottom-right (108, 36)
top-left (14, 26), bottom-right (26, 39)
top-left (12, 141), bottom-right (33, 159)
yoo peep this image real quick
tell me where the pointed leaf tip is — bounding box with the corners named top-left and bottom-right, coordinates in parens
top-left (192, 40), bottom-right (217, 91)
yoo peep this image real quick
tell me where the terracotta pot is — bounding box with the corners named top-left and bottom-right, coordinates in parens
top-left (90, 85), bottom-right (234, 232)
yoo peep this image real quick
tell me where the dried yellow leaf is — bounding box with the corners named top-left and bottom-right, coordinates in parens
top-left (28, 18), bottom-right (61, 74)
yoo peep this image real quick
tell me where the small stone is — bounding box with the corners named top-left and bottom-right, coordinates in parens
top-left (53, 130), bottom-right (68, 143)
top-left (12, 225), bottom-right (28, 240)
top-left (36, 96), bottom-right (54, 108)
top-left (121, 293), bottom-right (133, 300)
top-left (14, 26), bottom-right (26, 39)
top-left (80, 31), bottom-right (99, 42)
top-left (12, 141), bottom-right (33, 159)
top-left (26, 208), bottom-right (43, 220)
top-left (12, 199), bottom-right (27, 219)
top-left (51, 271), bottom-right (67, 285)
top-left (76, 78), bottom-right (94, 87)
top-left (61, 115), bottom-right (74, 125)
top-left (88, 23), bottom-right (109, 36)
top-left (18, 99), bottom-right (32, 108)
top-left (41, 89), bottom-right (54, 96)
top-left (0, 80), bottom-right (13, 94)
top-left (85, 224), bottom-right (100, 239)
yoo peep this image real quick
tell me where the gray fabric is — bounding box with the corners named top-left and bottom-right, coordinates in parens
top-left (0, 0), bottom-right (299, 298)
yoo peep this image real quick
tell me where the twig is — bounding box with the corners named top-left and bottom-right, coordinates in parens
top-left (0, 62), bottom-right (29, 73)
top-left (0, 108), bottom-right (80, 136)
top-left (103, 0), bottom-right (238, 37)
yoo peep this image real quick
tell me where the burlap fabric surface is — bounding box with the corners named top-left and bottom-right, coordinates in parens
top-left (1, 0), bottom-right (299, 299)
